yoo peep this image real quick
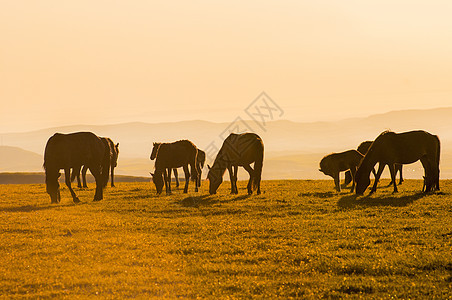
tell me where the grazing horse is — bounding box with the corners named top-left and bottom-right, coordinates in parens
top-left (319, 150), bottom-right (363, 193)
top-left (207, 133), bottom-right (264, 195)
top-left (72, 138), bottom-right (119, 188)
top-left (43, 132), bottom-right (110, 203)
top-left (171, 149), bottom-right (206, 188)
top-left (150, 140), bottom-right (200, 194)
top-left (355, 130), bottom-right (440, 195)
top-left (345, 141), bottom-right (403, 186)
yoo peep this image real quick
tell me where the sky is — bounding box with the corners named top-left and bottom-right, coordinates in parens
top-left (1, 0), bottom-right (452, 133)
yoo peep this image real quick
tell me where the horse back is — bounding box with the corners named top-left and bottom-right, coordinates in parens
top-left (220, 133), bottom-right (264, 165)
top-left (377, 131), bottom-right (438, 162)
top-left (44, 132), bottom-right (105, 169)
top-left (155, 140), bottom-right (198, 169)
top-left (321, 150), bottom-right (362, 173)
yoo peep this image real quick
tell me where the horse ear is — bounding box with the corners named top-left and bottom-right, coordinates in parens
top-left (116, 143), bottom-right (119, 147)
top-left (318, 169), bottom-right (322, 172)
top-left (57, 172), bottom-right (61, 179)
top-left (150, 172), bottom-right (154, 177)
top-left (207, 165), bottom-right (211, 170)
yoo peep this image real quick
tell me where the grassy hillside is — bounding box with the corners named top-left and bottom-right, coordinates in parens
top-left (0, 180), bottom-right (451, 298)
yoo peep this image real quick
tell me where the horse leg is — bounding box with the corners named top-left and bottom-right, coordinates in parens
top-left (233, 165), bottom-right (239, 194)
top-left (388, 164), bottom-right (398, 193)
top-left (243, 164), bottom-right (254, 194)
top-left (370, 163), bottom-right (385, 194)
top-left (89, 165), bottom-right (103, 201)
top-left (182, 165), bottom-right (190, 193)
top-left (197, 163), bottom-right (202, 188)
top-left (189, 161), bottom-right (199, 193)
top-left (350, 167), bottom-right (357, 193)
top-left (173, 168), bottom-right (179, 188)
top-left (110, 166), bottom-right (115, 187)
top-left (227, 165), bottom-right (235, 194)
top-left (165, 168), bottom-right (172, 195)
top-left (82, 165), bottom-right (88, 188)
top-left (371, 167), bottom-right (377, 179)
top-left (71, 165), bottom-right (82, 188)
top-left (333, 172), bottom-right (341, 192)
top-left (65, 168), bottom-right (80, 203)
top-left (398, 164), bottom-right (404, 185)
top-left (420, 156), bottom-right (432, 192)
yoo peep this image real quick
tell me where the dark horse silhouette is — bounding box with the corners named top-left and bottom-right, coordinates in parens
top-left (150, 140), bottom-right (200, 194)
top-left (71, 138), bottom-right (119, 188)
top-left (319, 150), bottom-right (363, 193)
top-left (355, 130), bottom-right (440, 195)
top-left (344, 140), bottom-right (403, 186)
top-left (207, 133), bottom-right (264, 195)
top-left (43, 132), bottom-right (110, 203)
top-left (169, 149), bottom-right (205, 188)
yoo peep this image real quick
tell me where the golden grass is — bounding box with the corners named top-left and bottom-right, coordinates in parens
top-left (0, 179), bottom-right (451, 298)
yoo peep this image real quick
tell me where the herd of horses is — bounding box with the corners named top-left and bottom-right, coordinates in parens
top-left (43, 132), bottom-right (264, 203)
top-left (43, 129), bottom-right (440, 203)
top-left (319, 130), bottom-right (441, 195)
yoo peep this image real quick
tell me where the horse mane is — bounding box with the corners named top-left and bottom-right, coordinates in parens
top-left (378, 130), bottom-right (393, 138)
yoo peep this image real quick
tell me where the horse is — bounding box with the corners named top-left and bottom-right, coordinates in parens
top-left (207, 133), bottom-right (264, 195)
top-left (319, 150), bottom-right (363, 193)
top-left (72, 138), bottom-right (119, 188)
top-left (355, 130), bottom-right (440, 195)
top-left (171, 149), bottom-right (206, 188)
top-left (345, 140), bottom-right (403, 186)
top-left (150, 140), bottom-right (200, 194)
top-left (43, 132), bottom-right (110, 203)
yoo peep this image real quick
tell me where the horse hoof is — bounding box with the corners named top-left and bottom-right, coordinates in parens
top-left (73, 197), bottom-right (81, 203)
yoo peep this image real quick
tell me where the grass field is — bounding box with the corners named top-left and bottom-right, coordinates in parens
top-left (0, 179), bottom-right (451, 298)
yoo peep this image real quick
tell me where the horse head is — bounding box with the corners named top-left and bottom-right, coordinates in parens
top-left (45, 171), bottom-right (61, 203)
top-left (207, 165), bottom-right (223, 195)
top-left (151, 171), bottom-right (164, 194)
top-left (150, 143), bottom-right (161, 160)
top-left (355, 166), bottom-right (370, 195)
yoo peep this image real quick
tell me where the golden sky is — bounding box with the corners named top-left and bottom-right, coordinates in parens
top-left (1, 1), bottom-right (452, 132)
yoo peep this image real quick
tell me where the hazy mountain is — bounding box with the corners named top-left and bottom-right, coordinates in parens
top-left (1, 107), bottom-right (452, 179)
top-left (0, 146), bottom-right (43, 172)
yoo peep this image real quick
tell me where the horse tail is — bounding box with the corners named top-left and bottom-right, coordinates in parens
top-left (101, 139), bottom-right (111, 188)
top-left (190, 148), bottom-right (199, 181)
top-left (252, 141), bottom-right (264, 192)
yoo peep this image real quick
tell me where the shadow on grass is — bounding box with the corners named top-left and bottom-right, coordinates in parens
top-left (0, 202), bottom-right (84, 213)
top-left (178, 195), bottom-right (219, 208)
top-left (299, 191), bottom-right (350, 198)
top-left (178, 194), bottom-right (251, 208)
top-left (338, 192), bottom-right (427, 209)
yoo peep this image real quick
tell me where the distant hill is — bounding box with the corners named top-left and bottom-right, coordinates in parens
top-left (1, 107), bottom-right (452, 180)
top-left (0, 172), bottom-right (150, 185)
top-left (0, 146), bottom-right (43, 172)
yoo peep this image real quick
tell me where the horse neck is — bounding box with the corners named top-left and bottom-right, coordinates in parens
top-left (360, 150), bottom-right (378, 173)
top-left (154, 158), bottom-right (166, 174)
top-left (211, 157), bottom-right (228, 174)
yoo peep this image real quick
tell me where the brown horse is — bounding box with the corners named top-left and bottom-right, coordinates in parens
top-left (171, 149), bottom-right (206, 188)
top-left (43, 132), bottom-right (110, 203)
top-left (72, 138), bottom-right (119, 188)
top-left (344, 141), bottom-right (403, 186)
top-left (319, 150), bottom-right (363, 193)
top-left (150, 140), bottom-right (200, 194)
top-left (355, 130), bottom-right (440, 195)
top-left (207, 133), bottom-right (264, 195)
